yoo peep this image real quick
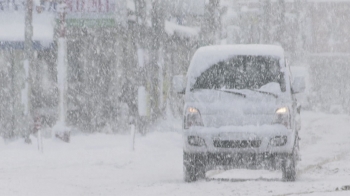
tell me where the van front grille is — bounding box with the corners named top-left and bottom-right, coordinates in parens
top-left (213, 140), bottom-right (261, 148)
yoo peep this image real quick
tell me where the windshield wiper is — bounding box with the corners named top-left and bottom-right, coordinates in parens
top-left (192, 89), bottom-right (246, 98)
top-left (247, 89), bottom-right (278, 98)
top-left (218, 89), bottom-right (247, 98)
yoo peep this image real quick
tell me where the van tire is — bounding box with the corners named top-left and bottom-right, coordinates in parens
top-left (183, 152), bottom-right (206, 182)
top-left (282, 152), bottom-right (297, 182)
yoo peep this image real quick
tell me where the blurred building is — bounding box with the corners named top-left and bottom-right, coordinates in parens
top-left (0, 1), bottom-right (57, 137)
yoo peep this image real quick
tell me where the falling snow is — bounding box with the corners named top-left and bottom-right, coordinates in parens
top-left (1, 0), bottom-right (350, 195)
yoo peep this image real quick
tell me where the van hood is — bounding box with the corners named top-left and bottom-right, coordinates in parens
top-left (185, 89), bottom-right (288, 127)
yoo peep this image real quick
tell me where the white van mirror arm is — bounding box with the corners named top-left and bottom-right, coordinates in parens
top-left (292, 77), bottom-right (306, 94)
top-left (172, 75), bottom-right (186, 94)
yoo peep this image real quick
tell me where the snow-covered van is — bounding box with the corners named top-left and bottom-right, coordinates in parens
top-left (175, 45), bottom-right (305, 182)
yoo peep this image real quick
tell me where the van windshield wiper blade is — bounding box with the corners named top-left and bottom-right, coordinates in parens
top-left (217, 89), bottom-right (247, 98)
top-left (247, 89), bottom-right (278, 98)
top-left (208, 89), bottom-right (247, 98)
top-left (192, 89), bottom-right (246, 98)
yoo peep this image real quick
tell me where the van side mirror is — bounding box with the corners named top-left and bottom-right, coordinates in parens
top-left (172, 75), bottom-right (186, 94)
top-left (292, 77), bottom-right (306, 94)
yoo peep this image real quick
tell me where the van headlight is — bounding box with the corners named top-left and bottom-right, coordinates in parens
top-left (276, 107), bottom-right (288, 114)
top-left (274, 107), bottom-right (290, 128)
top-left (184, 107), bottom-right (204, 129)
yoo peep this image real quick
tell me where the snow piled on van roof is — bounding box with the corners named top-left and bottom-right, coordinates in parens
top-left (187, 45), bottom-right (285, 78)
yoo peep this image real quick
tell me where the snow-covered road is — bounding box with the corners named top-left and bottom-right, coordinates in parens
top-left (1, 111), bottom-right (350, 196)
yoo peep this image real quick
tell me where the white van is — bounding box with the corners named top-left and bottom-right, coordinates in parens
top-left (175, 45), bottom-right (305, 182)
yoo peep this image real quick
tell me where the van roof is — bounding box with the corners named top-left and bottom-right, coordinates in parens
top-left (187, 44), bottom-right (285, 78)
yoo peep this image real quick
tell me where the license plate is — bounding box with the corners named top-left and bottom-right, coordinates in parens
top-left (215, 133), bottom-right (258, 140)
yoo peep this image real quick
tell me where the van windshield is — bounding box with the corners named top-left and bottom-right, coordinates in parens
top-left (191, 55), bottom-right (286, 92)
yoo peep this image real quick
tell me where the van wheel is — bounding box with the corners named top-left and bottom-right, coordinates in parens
top-left (282, 151), bottom-right (297, 181)
top-left (183, 152), bottom-right (206, 182)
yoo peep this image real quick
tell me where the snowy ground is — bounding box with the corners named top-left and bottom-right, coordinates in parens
top-left (1, 111), bottom-right (350, 196)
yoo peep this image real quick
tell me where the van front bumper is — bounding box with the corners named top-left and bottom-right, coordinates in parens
top-left (183, 125), bottom-right (296, 155)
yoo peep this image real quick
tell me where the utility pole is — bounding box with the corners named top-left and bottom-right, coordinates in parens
top-left (208, 0), bottom-right (220, 44)
top-left (135, 0), bottom-right (148, 135)
top-left (275, 0), bottom-right (286, 45)
top-left (23, 0), bottom-right (33, 143)
top-left (53, 1), bottom-right (70, 142)
top-left (149, 0), bottom-right (164, 121)
top-left (58, 1), bottom-right (66, 38)
top-left (262, 0), bottom-right (271, 44)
